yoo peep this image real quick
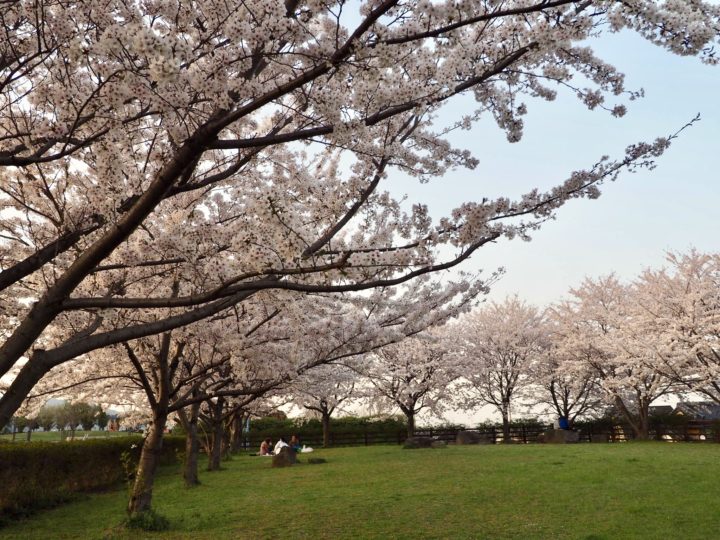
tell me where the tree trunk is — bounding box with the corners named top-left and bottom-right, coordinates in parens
top-left (26, 428), bottom-right (31, 442)
top-left (207, 398), bottom-right (224, 471)
top-left (322, 411), bottom-right (331, 448)
top-left (636, 402), bottom-right (651, 440)
top-left (127, 412), bottom-right (167, 516)
top-left (613, 395), bottom-right (647, 440)
top-left (501, 406), bottom-right (511, 443)
top-left (405, 411), bottom-right (415, 438)
top-left (11, 424), bottom-right (16, 442)
top-left (222, 419), bottom-right (232, 461)
top-left (229, 412), bottom-right (244, 453)
top-left (178, 402), bottom-right (201, 487)
top-left (183, 420), bottom-right (200, 487)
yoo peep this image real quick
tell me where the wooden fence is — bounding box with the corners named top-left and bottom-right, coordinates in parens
top-left (240, 420), bottom-right (720, 450)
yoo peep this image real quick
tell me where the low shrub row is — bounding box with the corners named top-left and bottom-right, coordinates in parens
top-left (0, 435), bottom-right (184, 520)
top-left (239, 416), bottom-right (408, 448)
top-left (247, 415), bottom-right (408, 436)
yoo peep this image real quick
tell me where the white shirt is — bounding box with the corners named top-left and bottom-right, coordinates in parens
top-left (274, 440), bottom-right (289, 454)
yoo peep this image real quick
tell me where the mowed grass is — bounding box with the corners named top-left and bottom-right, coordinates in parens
top-left (2, 443), bottom-right (720, 539)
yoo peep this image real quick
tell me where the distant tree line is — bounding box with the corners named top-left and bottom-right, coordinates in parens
top-left (2, 402), bottom-right (109, 441)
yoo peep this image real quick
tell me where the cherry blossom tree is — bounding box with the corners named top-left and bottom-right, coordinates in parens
top-left (455, 296), bottom-right (545, 441)
top-left (631, 250), bottom-right (720, 403)
top-left (530, 316), bottom-right (604, 426)
top-left (550, 275), bottom-right (677, 439)
top-left (21, 278), bottom-right (477, 516)
top-left (361, 331), bottom-right (458, 437)
top-left (2, 0), bottom-right (718, 427)
top-left (285, 363), bottom-right (359, 447)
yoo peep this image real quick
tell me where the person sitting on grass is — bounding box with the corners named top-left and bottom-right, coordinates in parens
top-left (290, 434), bottom-right (302, 452)
top-left (259, 438), bottom-right (272, 456)
top-left (274, 436), bottom-right (289, 455)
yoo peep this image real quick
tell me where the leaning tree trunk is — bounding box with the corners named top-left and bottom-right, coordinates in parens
top-left (613, 395), bottom-right (648, 440)
top-left (127, 411), bottom-right (168, 516)
top-left (322, 411), bottom-right (331, 448)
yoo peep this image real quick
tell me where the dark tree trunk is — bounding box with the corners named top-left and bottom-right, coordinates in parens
top-left (405, 411), bottom-right (415, 438)
top-left (184, 420), bottom-right (200, 487)
top-left (230, 412), bottom-right (244, 453)
top-left (221, 418), bottom-right (232, 461)
top-left (501, 405), bottom-right (511, 443)
top-left (322, 411), bottom-right (331, 448)
top-left (178, 402), bottom-right (201, 487)
top-left (207, 398), bottom-right (224, 471)
top-left (26, 428), bottom-right (31, 441)
top-left (636, 403), bottom-right (651, 440)
top-left (127, 412), bottom-right (167, 516)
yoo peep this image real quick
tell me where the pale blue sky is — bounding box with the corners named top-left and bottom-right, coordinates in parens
top-left (385, 30), bottom-right (720, 307)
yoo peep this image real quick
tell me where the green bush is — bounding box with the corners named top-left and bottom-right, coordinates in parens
top-left (0, 435), bottom-right (184, 519)
top-left (248, 415), bottom-right (405, 437)
top-left (241, 415), bottom-right (408, 449)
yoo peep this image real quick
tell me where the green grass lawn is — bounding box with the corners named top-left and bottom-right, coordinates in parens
top-left (2, 443), bottom-right (719, 539)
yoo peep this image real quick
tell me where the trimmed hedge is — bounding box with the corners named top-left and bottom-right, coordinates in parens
top-left (241, 416), bottom-right (408, 448)
top-left (0, 435), bottom-right (184, 519)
